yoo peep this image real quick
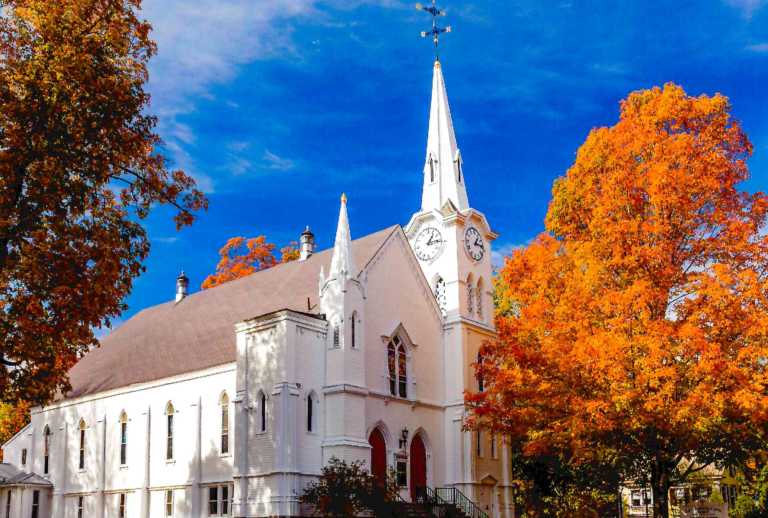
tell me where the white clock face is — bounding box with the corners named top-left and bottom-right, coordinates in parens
top-left (414, 227), bottom-right (444, 261)
top-left (464, 227), bottom-right (485, 262)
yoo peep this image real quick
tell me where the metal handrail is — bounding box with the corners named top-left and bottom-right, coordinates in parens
top-left (435, 487), bottom-right (490, 518)
top-left (417, 486), bottom-right (470, 518)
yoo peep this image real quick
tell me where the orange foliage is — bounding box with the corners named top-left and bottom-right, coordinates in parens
top-left (0, 0), bottom-right (207, 405)
top-left (467, 84), bottom-right (768, 518)
top-left (0, 400), bottom-right (30, 462)
top-left (202, 236), bottom-right (300, 290)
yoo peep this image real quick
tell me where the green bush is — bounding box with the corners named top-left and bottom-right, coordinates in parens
top-left (731, 494), bottom-right (762, 518)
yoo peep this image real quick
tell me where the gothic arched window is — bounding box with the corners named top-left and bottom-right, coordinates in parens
top-left (307, 393), bottom-right (317, 433)
top-left (333, 324), bottom-right (340, 347)
top-left (166, 403), bottom-right (175, 460)
top-left (467, 282), bottom-right (474, 314)
top-left (434, 276), bottom-right (446, 317)
top-left (78, 420), bottom-right (86, 470)
top-left (457, 159), bottom-right (462, 183)
top-left (258, 392), bottom-right (267, 433)
top-left (351, 312), bottom-right (357, 349)
top-left (120, 412), bottom-right (128, 465)
top-left (477, 279), bottom-right (485, 319)
top-left (477, 352), bottom-right (484, 393)
top-left (387, 336), bottom-right (408, 398)
top-left (221, 393), bottom-right (230, 455)
top-left (43, 425), bottom-right (51, 475)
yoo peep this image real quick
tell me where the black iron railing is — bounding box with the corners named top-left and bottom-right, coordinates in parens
top-left (415, 486), bottom-right (470, 518)
top-left (435, 487), bottom-right (490, 518)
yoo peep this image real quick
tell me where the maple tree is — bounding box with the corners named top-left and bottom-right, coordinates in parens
top-left (202, 237), bottom-right (300, 290)
top-left (0, 0), bottom-right (208, 405)
top-left (0, 400), bottom-right (30, 461)
top-left (468, 83), bottom-right (768, 518)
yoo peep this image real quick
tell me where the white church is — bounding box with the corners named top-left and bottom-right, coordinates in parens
top-left (0, 59), bottom-right (512, 518)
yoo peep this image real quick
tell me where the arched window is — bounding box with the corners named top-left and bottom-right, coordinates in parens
top-left (258, 392), bottom-right (267, 433)
top-left (333, 324), bottom-right (340, 347)
top-left (429, 156), bottom-right (435, 183)
top-left (476, 279), bottom-right (484, 319)
top-left (120, 412), bottom-right (128, 465)
top-left (221, 393), bottom-right (230, 455)
top-left (387, 335), bottom-right (408, 398)
top-left (457, 158), bottom-right (462, 183)
top-left (166, 403), bottom-right (174, 460)
top-left (434, 276), bottom-right (446, 317)
top-left (78, 420), bottom-right (86, 470)
top-left (478, 352), bottom-right (484, 392)
top-left (350, 313), bottom-right (357, 349)
top-left (43, 426), bottom-right (51, 475)
top-left (467, 281), bottom-right (474, 314)
top-left (307, 394), bottom-right (315, 433)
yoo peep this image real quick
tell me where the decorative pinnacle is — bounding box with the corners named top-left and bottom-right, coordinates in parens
top-left (416, 1), bottom-right (451, 62)
top-left (341, 193), bottom-right (347, 203)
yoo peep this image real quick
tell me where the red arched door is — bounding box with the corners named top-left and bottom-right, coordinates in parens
top-left (369, 428), bottom-right (387, 489)
top-left (410, 434), bottom-right (427, 501)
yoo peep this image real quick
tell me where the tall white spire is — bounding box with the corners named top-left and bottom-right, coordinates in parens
top-left (328, 193), bottom-right (357, 281)
top-left (421, 62), bottom-right (469, 213)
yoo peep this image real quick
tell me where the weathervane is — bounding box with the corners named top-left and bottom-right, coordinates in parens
top-left (416, 1), bottom-right (451, 62)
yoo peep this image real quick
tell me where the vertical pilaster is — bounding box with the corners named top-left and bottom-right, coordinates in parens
top-left (139, 408), bottom-right (150, 518)
top-left (96, 416), bottom-right (106, 518)
top-left (272, 382), bottom-right (301, 516)
top-left (233, 331), bottom-right (250, 518)
top-left (54, 423), bottom-right (66, 518)
top-left (188, 398), bottom-right (202, 518)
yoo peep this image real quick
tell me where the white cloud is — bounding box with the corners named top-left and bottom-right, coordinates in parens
top-left (490, 239), bottom-right (533, 269)
top-left (154, 237), bottom-right (179, 243)
top-left (724, 0), bottom-right (768, 18)
top-left (746, 43), bottom-right (768, 52)
top-left (262, 150), bottom-right (296, 171)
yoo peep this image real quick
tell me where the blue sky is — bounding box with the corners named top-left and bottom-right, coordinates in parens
top-left (100, 0), bottom-right (768, 335)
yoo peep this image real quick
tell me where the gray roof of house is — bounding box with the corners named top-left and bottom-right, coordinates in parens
top-left (0, 464), bottom-right (52, 487)
top-left (57, 226), bottom-right (399, 402)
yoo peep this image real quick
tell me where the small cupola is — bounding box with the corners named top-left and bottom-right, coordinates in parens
top-left (300, 226), bottom-right (315, 261)
top-left (176, 271), bottom-right (189, 302)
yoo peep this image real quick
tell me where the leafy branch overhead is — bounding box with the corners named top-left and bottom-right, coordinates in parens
top-left (0, 0), bottom-right (208, 404)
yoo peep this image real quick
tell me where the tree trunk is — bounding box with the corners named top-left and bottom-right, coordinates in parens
top-left (650, 452), bottom-right (671, 518)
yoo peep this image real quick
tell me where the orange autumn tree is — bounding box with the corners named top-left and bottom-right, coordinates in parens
top-left (467, 83), bottom-right (768, 518)
top-left (202, 237), bottom-right (299, 289)
top-left (0, 0), bottom-right (207, 405)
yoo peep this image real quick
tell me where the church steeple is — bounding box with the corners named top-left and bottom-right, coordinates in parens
top-left (421, 62), bottom-right (469, 213)
top-left (328, 193), bottom-right (357, 281)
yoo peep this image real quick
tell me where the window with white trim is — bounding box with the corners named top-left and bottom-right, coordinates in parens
top-left (476, 279), bottom-right (484, 319)
top-left (491, 435), bottom-right (497, 459)
top-left (43, 425), bottom-right (51, 475)
top-left (5, 490), bottom-right (10, 518)
top-left (467, 282), bottom-right (474, 314)
top-left (21, 448), bottom-right (26, 466)
top-left (76, 496), bottom-right (83, 518)
top-left (221, 486), bottom-right (230, 516)
top-left (209, 487), bottom-right (218, 516)
top-left (32, 491), bottom-right (40, 518)
top-left (387, 336), bottom-right (407, 398)
top-left (118, 494), bottom-right (126, 518)
top-left (221, 393), bottom-right (230, 454)
top-left (476, 432), bottom-right (483, 458)
top-left (258, 392), bottom-right (267, 433)
top-left (165, 490), bottom-right (173, 517)
top-left (429, 156), bottom-right (435, 183)
top-left (351, 313), bottom-right (357, 348)
top-left (79, 420), bottom-right (86, 470)
top-left (120, 412), bottom-right (128, 465)
top-left (333, 324), bottom-right (340, 347)
top-left (166, 403), bottom-right (174, 460)
top-left (307, 394), bottom-right (314, 433)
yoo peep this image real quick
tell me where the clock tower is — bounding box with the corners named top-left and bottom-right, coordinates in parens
top-left (404, 59), bottom-right (499, 497)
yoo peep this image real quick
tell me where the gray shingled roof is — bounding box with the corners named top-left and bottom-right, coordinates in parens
top-left (0, 464), bottom-right (52, 487)
top-left (59, 226), bottom-right (399, 402)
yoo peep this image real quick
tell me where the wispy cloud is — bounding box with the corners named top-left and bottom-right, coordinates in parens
top-left (491, 239), bottom-right (534, 268)
top-left (746, 43), bottom-right (768, 52)
top-left (262, 150), bottom-right (296, 171)
top-left (724, 0), bottom-right (768, 18)
top-left (154, 237), bottom-right (179, 244)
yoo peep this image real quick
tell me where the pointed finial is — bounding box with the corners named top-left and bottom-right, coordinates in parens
top-left (417, 1), bottom-right (450, 62)
top-left (341, 193), bottom-right (347, 203)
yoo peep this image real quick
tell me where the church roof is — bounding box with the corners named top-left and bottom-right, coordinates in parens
top-left (58, 225), bottom-right (400, 402)
top-left (0, 464), bottom-right (52, 487)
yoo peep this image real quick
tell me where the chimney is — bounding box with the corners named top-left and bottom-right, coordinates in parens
top-left (300, 226), bottom-right (315, 261)
top-left (176, 271), bottom-right (189, 302)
